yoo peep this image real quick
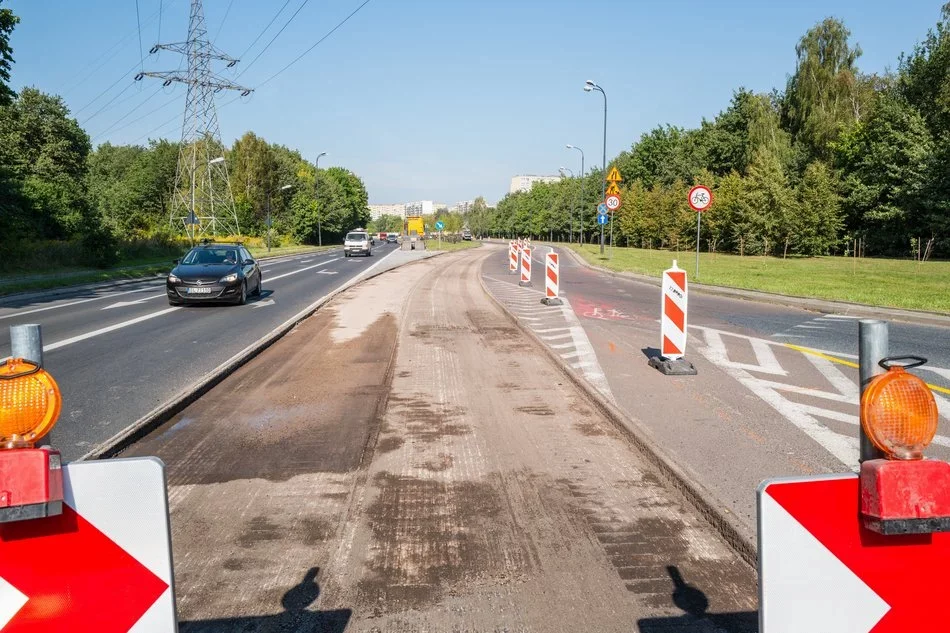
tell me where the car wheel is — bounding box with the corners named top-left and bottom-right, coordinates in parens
top-left (254, 276), bottom-right (263, 296)
top-left (344, 252), bottom-right (350, 258)
top-left (237, 281), bottom-right (247, 305)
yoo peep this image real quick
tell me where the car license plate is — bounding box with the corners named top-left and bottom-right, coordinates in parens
top-left (187, 287), bottom-right (213, 294)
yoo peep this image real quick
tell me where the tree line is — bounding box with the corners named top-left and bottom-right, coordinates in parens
top-left (0, 2), bottom-right (369, 269)
top-left (473, 10), bottom-right (950, 259)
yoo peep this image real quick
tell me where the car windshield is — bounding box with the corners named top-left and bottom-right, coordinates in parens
top-left (181, 248), bottom-right (239, 265)
top-left (345, 233), bottom-right (367, 241)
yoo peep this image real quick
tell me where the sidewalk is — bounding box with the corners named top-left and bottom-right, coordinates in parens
top-left (126, 247), bottom-right (756, 631)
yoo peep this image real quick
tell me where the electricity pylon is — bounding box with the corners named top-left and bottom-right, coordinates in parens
top-left (136, 0), bottom-right (252, 240)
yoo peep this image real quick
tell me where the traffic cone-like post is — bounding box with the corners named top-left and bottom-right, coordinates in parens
top-left (519, 246), bottom-right (532, 287)
top-left (649, 260), bottom-right (697, 375)
top-left (541, 252), bottom-right (562, 306)
top-left (508, 241), bottom-right (518, 274)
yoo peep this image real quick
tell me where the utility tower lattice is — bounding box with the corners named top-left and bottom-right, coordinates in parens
top-left (136, 0), bottom-right (252, 239)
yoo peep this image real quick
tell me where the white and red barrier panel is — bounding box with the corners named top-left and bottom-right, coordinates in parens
top-left (661, 261), bottom-right (687, 360)
top-left (520, 247), bottom-right (532, 285)
top-left (545, 252), bottom-right (559, 298)
top-left (509, 242), bottom-right (518, 272)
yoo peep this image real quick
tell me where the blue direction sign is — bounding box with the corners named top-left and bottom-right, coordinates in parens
top-left (597, 203), bottom-right (608, 215)
top-left (597, 214), bottom-right (608, 225)
top-left (435, 221), bottom-right (445, 230)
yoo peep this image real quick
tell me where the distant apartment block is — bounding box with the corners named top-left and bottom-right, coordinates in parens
top-left (404, 201), bottom-right (435, 216)
top-left (509, 175), bottom-right (562, 194)
top-left (452, 200), bottom-right (475, 214)
top-left (368, 204), bottom-right (406, 220)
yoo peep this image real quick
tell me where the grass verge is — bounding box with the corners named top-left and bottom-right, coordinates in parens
top-left (568, 244), bottom-right (950, 313)
top-left (429, 240), bottom-right (482, 252)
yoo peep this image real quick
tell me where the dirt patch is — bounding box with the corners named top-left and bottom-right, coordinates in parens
top-left (416, 453), bottom-right (454, 472)
top-left (357, 473), bottom-right (504, 611)
top-left (375, 435), bottom-right (405, 453)
top-left (496, 381), bottom-right (521, 392)
top-left (574, 421), bottom-right (607, 436)
top-left (238, 515), bottom-right (282, 548)
top-left (388, 396), bottom-right (470, 441)
top-left (515, 404), bottom-right (555, 416)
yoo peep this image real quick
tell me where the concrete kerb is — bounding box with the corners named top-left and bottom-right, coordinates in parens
top-left (558, 245), bottom-right (950, 328)
top-left (81, 249), bottom-right (447, 461)
top-left (477, 267), bottom-right (759, 570)
top-left (0, 247), bottom-right (343, 306)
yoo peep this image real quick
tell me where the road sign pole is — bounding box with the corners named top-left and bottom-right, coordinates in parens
top-left (695, 212), bottom-right (701, 279)
top-left (858, 320), bottom-right (888, 462)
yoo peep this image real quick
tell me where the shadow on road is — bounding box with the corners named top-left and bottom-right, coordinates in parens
top-left (178, 566), bottom-right (352, 633)
top-left (637, 566), bottom-right (758, 633)
top-left (641, 346), bottom-right (662, 360)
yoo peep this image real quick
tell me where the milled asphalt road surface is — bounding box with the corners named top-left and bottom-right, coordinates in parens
top-left (125, 247), bottom-right (757, 632)
top-left (483, 243), bottom-right (950, 541)
top-left (0, 243), bottom-right (403, 461)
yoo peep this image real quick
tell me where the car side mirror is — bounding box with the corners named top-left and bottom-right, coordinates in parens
top-left (173, 259), bottom-right (179, 265)
top-left (244, 259), bottom-right (255, 266)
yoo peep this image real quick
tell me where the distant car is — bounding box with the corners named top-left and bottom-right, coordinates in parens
top-left (387, 234), bottom-right (398, 243)
top-left (166, 242), bottom-right (261, 306)
top-left (462, 229), bottom-right (472, 241)
top-left (344, 231), bottom-right (372, 257)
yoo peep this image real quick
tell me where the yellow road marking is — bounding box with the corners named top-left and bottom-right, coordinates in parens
top-left (783, 343), bottom-right (950, 396)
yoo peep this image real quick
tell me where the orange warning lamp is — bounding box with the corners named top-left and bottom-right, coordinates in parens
top-left (0, 358), bottom-right (64, 523)
top-left (860, 357), bottom-right (937, 460)
top-left (860, 356), bottom-right (950, 535)
top-left (0, 358), bottom-right (62, 448)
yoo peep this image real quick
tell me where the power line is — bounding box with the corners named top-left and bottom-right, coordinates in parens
top-left (135, 0), bottom-right (144, 72)
top-left (81, 81), bottom-right (138, 124)
top-left (256, 0), bottom-right (373, 89)
top-left (73, 59), bottom-right (143, 115)
top-left (235, 0), bottom-right (292, 62)
top-left (236, 0), bottom-right (311, 79)
top-left (213, 0), bottom-right (235, 44)
top-left (92, 89), bottom-right (179, 142)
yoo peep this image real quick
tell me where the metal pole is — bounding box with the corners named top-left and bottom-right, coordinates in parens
top-left (10, 324), bottom-right (43, 366)
top-left (315, 152), bottom-right (326, 247)
top-left (266, 190), bottom-right (272, 252)
top-left (598, 88), bottom-right (607, 255)
top-left (858, 320), bottom-right (888, 462)
top-left (11, 324), bottom-right (48, 446)
top-left (695, 212), bottom-right (701, 279)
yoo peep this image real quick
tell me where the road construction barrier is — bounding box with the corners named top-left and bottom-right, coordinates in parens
top-left (661, 260), bottom-right (687, 359)
top-left (519, 247), bottom-right (532, 286)
top-left (509, 242), bottom-right (518, 273)
top-left (545, 252), bottom-right (559, 298)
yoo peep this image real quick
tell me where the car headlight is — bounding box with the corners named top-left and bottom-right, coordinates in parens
top-left (219, 273), bottom-right (238, 283)
top-left (168, 274), bottom-right (181, 284)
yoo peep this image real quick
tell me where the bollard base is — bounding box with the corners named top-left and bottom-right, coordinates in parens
top-left (541, 297), bottom-right (563, 306)
top-left (518, 281), bottom-right (532, 287)
top-left (649, 356), bottom-right (697, 376)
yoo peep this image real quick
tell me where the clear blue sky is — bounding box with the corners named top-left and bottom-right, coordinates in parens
top-left (7, 0), bottom-right (943, 205)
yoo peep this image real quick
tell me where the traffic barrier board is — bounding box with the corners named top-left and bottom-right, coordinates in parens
top-left (508, 241), bottom-right (518, 273)
top-left (660, 261), bottom-right (687, 360)
top-left (544, 252), bottom-right (559, 299)
top-left (519, 247), bottom-right (532, 286)
top-left (0, 457), bottom-right (176, 632)
top-left (759, 473), bottom-right (950, 632)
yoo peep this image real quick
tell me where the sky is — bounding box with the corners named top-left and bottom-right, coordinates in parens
top-left (7, 0), bottom-right (945, 205)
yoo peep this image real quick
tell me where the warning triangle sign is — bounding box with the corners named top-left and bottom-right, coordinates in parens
top-left (606, 167), bottom-right (622, 183)
top-left (606, 182), bottom-right (621, 196)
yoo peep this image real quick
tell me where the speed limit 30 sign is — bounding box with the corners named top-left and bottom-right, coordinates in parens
top-left (605, 194), bottom-right (621, 211)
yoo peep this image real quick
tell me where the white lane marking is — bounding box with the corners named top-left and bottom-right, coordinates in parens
top-left (317, 270), bottom-right (339, 275)
top-left (560, 351), bottom-right (583, 360)
top-left (299, 259), bottom-right (314, 264)
top-left (266, 258), bottom-right (341, 283)
top-left (261, 269), bottom-right (270, 273)
top-left (0, 285), bottom-right (157, 321)
top-left (793, 325), bottom-right (826, 329)
top-left (0, 576), bottom-right (28, 629)
top-left (101, 293), bottom-right (166, 310)
top-left (754, 380), bottom-right (854, 403)
top-left (805, 353), bottom-right (859, 400)
top-left (541, 333), bottom-right (573, 341)
top-left (699, 328), bottom-right (788, 376)
top-left (550, 342), bottom-right (575, 350)
top-left (533, 327), bottom-right (570, 334)
top-left (43, 307), bottom-right (182, 353)
top-left (821, 314), bottom-right (861, 320)
top-left (773, 334), bottom-right (806, 338)
top-left (250, 299), bottom-right (276, 309)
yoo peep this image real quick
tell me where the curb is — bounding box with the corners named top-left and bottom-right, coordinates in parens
top-left (0, 247), bottom-right (341, 306)
top-left (477, 262), bottom-right (758, 569)
top-left (557, 246), bottom-right (950, 328)
top-left (81, 249), bottom-right (445, 460)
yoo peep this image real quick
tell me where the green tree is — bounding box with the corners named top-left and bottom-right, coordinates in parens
top-left (783, 18), bottom-right (864, 162)
top-left (795, 161), bottom-right (842, 255)
top-left (0, 1), bottom-right (18, 106)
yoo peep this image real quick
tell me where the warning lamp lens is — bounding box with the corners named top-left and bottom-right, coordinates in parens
top-left (0, 359), bottom-right (62, 448)
top-left (861, 366), bottom-right (938, 460)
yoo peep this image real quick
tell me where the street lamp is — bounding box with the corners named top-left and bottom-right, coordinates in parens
top-left (314, 152), bottom-right (327, 246)
top-left (583, 80), bottom-right (607, 254)
top-left (208, 156), bottom-right (225, 165)
top-left (267, 184), bottom-right (293, 252)
top-left (566, 144), bottom-right (586, 244)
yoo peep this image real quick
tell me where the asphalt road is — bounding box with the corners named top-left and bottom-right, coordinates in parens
top-left (126, 248), bottom-right (756, 631)
top-left (0, 243), bottom-right (400, 461)
top-left (485, 243), bottom-right (950, 538)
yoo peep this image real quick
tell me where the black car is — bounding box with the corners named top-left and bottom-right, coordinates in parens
top-left (166, 242), bottom-right (262, 306)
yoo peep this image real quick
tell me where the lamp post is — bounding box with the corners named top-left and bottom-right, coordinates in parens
top-left (314, 152), bottom-right (327, 246)
top-left (583, 81), bottom-right (607, 254)
top-left (566, 144), bottom-right (585, 245)
top-left (559, 167), bottom-right (575, 244)
top-left (267, 184), bottom-right (293, 252)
